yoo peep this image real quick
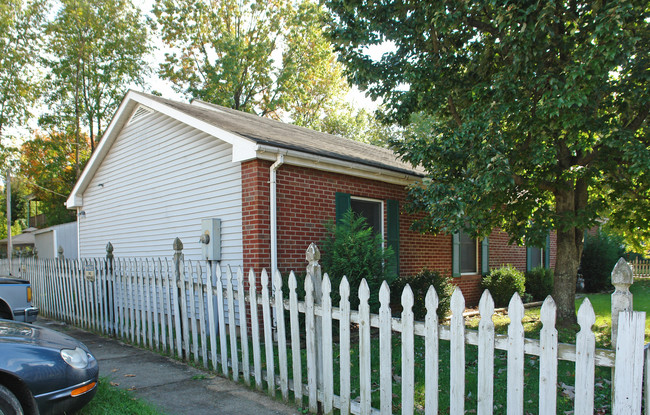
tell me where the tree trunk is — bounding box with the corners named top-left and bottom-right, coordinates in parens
top-left (552, 188), bottom-right (585, 326)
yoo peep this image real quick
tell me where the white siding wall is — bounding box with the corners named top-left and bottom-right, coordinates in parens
top-left (35, 222), bottom-right (78, 259)
top-left (78, 110), bottom-right (243, 266)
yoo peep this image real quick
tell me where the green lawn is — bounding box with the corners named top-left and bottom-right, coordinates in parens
top-left (78, 378), bottom-right (163, 415)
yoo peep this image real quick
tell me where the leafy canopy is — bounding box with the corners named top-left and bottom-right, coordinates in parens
top-left (43, 0), bottom-right (150, 150)
top-left (0, 0), bottom-right (46, 146)
top-left (19, 130), bottom-right (91, 226)
top-left (328, 0), bottom-right (649, 322)
top-left (152, 0), bottom-right (349, 125)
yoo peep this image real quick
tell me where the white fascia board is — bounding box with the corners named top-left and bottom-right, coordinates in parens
top-left (255, 145), bottom-right (422, 186)
top-left (66, 91), bottom-right (258, 208)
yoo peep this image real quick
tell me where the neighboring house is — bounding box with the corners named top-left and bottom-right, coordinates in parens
top-left (66, 91), bottom-right (555, 305)
top-left (34, 222), bottom-right (78, 260)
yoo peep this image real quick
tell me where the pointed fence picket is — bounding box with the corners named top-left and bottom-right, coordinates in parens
top-left (17, 243), bottom-right (648, 415)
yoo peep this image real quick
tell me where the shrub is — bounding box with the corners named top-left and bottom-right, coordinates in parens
top-left (580, 230), bottom-right (625, 292)
top-left (320, 210), bottom-right (396, 312)
top-left (390, 269), bottom-right (454, 320)
top-left (525, 266), bottom-right (554, 301)
top-left (481, 265), bottom-right (526, 307)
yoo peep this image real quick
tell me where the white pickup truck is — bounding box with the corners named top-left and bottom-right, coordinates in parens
top-left (0, 277), bottom-right (39, 322)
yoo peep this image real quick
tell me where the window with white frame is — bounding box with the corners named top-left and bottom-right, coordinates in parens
top-left (350, 197), bottom-right (383, 237)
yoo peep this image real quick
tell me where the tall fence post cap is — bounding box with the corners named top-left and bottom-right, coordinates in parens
top-left (57, 245), bottom-right (64, 255)
top-left (306, 243), bottom-right (320, 263)
top-left (173, 237), bottom-right (183, 251)
top-left (105, 242), bottom-right (113, 253)
top-left (612, 257), bottom-right (633, 286)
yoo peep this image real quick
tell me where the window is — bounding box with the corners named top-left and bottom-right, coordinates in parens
top-left (335, 192), bottom-right (400, 276)
top-left (459, 231), bottom-right (478, 274)
top-left (452, 231), bottom-right (483, 277)
top-left (350, 198), bottom-right (382, 236)
top-left (528, 247), bottom-right (544, 270)
top-left (527, 234), bottom-right (551, 271)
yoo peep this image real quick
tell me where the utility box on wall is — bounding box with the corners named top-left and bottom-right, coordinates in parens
top-left (200, 218), bottom-right (221, 261)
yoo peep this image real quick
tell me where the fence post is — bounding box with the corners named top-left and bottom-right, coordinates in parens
top-left (58, 245), bottom-right (65, 260)
top-left (611, 257), bottom-right (634, 408)
top-left (106, 242), bottom-right (115, 336)
top-left (173, 237), bottom-right (185, 359)
top-left (306, 243), bottom-right (323, 405)
top-left (611, 258), bottom-right (634, 348)
top-left (613, 310), bottom-right (646, 414)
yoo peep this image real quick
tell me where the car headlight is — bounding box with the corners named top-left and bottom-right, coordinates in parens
top-left (61, 347), bottom-right (89, 369)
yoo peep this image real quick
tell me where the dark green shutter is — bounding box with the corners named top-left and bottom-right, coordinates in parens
top-left (452, 233), bottom-right (460, 277)
top-left (386, 199), bottom-right (400, 277)
top-left (526, 247), bottom-right (533, 272)
top-left (335, 192), bottom-right (351, 224)
top-left (544, 234), bottom-right (551, 268)
top-left (481, 238), bottom-right (489, 275)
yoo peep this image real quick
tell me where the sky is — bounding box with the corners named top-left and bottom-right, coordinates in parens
top-left (8, 0), bottom-right (384, 145)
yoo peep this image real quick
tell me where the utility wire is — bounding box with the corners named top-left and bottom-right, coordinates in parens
top-left (13, 174), bottom-right (69, 198)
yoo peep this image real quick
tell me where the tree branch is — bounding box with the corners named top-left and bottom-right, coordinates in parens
top-left (625, 104), bottom-right (649, 132)
top-left (447, 95), bottom-right (462, 127)
top-left (465, 17), bottom-right (499, 36)
top-left (513, 174), bottom-right (556, 193)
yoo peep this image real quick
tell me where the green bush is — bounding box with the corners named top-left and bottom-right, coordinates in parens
top-left (580, 230), bottom-right (625, 292)
top-left (525, 266), bottom-right (554, 301)
top-left (481, 265), bottom-right (526, 307)
top-left (320, 210), bottom-right (396, 312)
top-left (390, 269), bottom-right (454, 320)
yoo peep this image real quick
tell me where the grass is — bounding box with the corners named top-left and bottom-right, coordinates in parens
top-left (78, 377), bottom-right (164, 415)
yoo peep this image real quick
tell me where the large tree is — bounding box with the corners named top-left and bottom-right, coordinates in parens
top-left (152, 0), bottom-right (349, 123)
top-left (19, 130), bottom-right (91, 226)
top-left (328, 0), bottom-right (649, 323)
top-left (0, 0), bottom-right (46, 148)
top-left (43, 0), bottom-right (150, 159)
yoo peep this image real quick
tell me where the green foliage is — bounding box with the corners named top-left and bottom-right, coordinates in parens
top-left (19, 130), bottom-right (89, 226)
top-left (327, 0), bottom-right (649, 322)
top-left (153, 0), bottom-right (348, 127)
top-left (481, 265), bottom-right (526, 308)
top-left (43, 0), bottom-right (150, 151)
top-left (0, 0), bottom-right (46, 146)
top-left (580, 231), bottom-right (625, 293)
top-left (320, 209), bottom-right (396, 312)
top-left (314, 103), bottom-right (395, 147)
top-left (390, 268), bottom-right (454, 320)
top-left (525, 266), bottom-right (554, 301)
top-left (78, 378), bottom-right (162, 415)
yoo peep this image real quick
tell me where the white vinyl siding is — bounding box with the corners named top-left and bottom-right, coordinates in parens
top-left (78, 110), bottom-right (243, 266)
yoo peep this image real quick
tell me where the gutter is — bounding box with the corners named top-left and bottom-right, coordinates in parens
top-left (255, 144), bottom-right (423, 186)
top-left (270, 154), bottom-right (284, 275)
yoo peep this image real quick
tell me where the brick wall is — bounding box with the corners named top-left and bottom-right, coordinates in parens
top-left (241, 160), bottom-right (557, 306)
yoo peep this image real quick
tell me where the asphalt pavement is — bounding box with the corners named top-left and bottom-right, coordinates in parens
top-left (35, 318), bottom-right (300, 415)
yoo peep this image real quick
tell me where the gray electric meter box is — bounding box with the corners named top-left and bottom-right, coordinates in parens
top-left (200, 218), bottom-right (221, 261)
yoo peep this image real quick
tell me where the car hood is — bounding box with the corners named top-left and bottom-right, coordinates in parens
top-left (0, 320), bottom-right (85, 350)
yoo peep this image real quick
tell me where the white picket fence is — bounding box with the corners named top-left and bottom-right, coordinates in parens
top-left (10, 244), bottom-right (648, 415)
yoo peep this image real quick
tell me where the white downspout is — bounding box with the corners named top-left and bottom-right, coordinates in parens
top-left (76, 207), bottom-right (81, 259)
top-left (270, 154), bottom-right (284, 275)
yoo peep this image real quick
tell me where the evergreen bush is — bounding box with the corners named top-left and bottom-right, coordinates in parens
top-left (580, 230), bottom-right (625, 292)
top-left (525, 266), bottom-right (554, 301)
top-left (481, 265), bottom-right (526, 307)
top-left (390, 268), bottom-right (454, 320)
top-left (320, 209), bottom-right (396, 312)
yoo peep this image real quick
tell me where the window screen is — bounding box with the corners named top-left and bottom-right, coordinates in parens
top-left (460, 231), bottom-right (477, 274)
top-left (351, 199), bottom-right (382, 235)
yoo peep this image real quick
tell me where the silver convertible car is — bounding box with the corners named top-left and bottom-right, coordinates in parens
top-left (0, 319), bottom-right (99, 415)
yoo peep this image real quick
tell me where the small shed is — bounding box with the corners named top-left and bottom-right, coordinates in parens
top-left (34, 222), bottom-right (78, 260)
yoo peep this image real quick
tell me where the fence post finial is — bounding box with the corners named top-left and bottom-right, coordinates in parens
top-left (105, 242), bottom-right (114, 273)
top-left (611, 257), bottom-right (634, 348)
top-left (57, 245), bottom-right (64, 260)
